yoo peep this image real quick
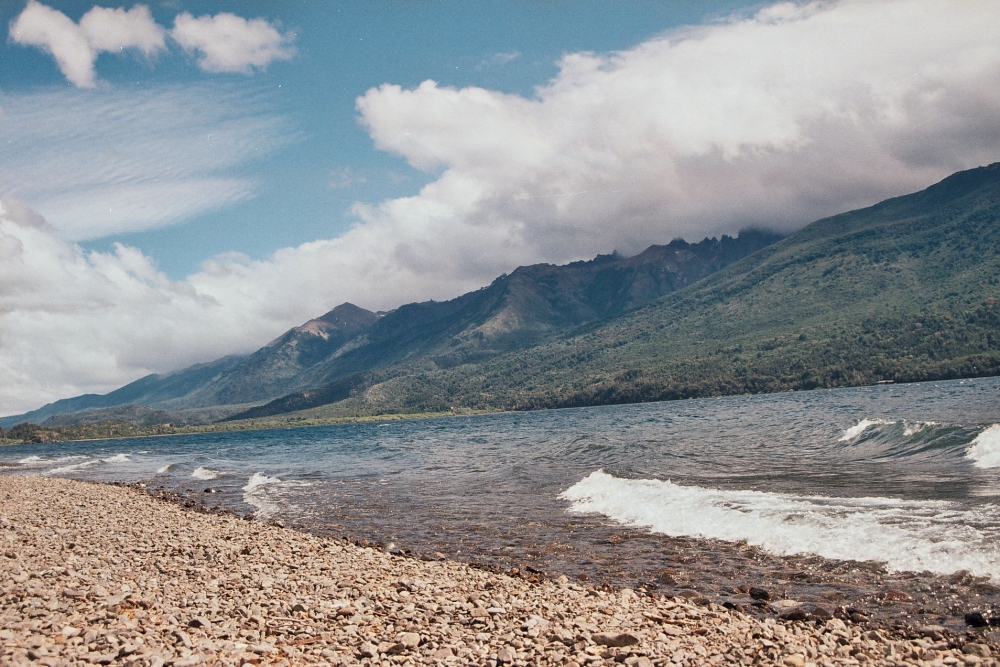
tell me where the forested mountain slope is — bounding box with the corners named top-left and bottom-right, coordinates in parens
top-left (240, 162), bottom-right (1000, 419)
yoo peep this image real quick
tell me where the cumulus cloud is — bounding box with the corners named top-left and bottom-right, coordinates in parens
top-left (0, 85), bottom-right (294, 239)
top-left (6, 0), bottom-right (1000, 415)
top-left (170, 11), bottom-right (295, 74)
top-left (357, 0), bottom-right (1000, 258)
top-left (9, 1), bottom-right (165, 88)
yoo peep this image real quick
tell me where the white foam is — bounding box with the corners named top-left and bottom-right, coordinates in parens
top-left (191, 467), bottom-right (220, 480)
top-left (561, 470), bottom-right (1000, 580)
top-left (903, 421), bottom-right (937, 437)
top-left (103, 453), bottom-right (130, 463)
top-left (45, 460), bottom-right (99, 476)
top-left (967, 424), bottom-right (1000, 468)
top-left (16, 454), bottom-right (86, 468)
top-left (156, 464), bottom-right (172, 474)
top-left (242, 472), bottom-right (281, 517)
top-left (838, 418), bottom-right (891, 441)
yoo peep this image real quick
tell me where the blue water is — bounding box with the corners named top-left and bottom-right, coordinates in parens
top-left (4, 378), bottom-right (1000, 589)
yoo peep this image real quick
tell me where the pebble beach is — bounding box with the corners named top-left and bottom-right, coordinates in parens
top-left (1, 476), bottom-right (997, 667)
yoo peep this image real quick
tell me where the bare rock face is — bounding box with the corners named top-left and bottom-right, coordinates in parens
top-left (1, 475), bottom-right (996, 667)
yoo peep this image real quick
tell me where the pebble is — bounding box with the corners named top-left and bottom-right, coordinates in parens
top-left (1, 475), bottom-right (998, 667)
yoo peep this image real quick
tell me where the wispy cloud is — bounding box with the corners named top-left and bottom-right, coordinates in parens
top-left (0, 84), bottom-right (296, 240)
top-left (328, 167), bottom-right (366, 189)
top-left (475, 51), bottom-right (520, 71)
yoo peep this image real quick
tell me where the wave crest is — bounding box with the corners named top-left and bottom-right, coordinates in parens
top-left (561, 470), bottom-right (1000, 580)
top-left (967, 424), bottom-right (1000, 468)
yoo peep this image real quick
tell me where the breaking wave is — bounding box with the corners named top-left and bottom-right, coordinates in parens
top-left (838, 418), bottom-right (891, 441)
top-left (46, 459), bottom-right (99, 476)
top-left (967, 424), bottom-right (1000, 469)
top-left (191, 467), bottom-right (220, 480)
top-left (242, 472), bottom-right (282, 517)
top-left (562, 470), bottom-right (1000, 580)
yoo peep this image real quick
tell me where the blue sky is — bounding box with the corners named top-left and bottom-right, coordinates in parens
top-left (1, 0), bottom-right (756, 278)
top-left (3, 0), bottom-right (999, 414)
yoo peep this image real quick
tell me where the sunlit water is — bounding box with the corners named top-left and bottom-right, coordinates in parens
top-left (4, 377), bottom-right (1000, 589)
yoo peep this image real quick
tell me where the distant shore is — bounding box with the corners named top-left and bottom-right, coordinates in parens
top-left (2, 475), bottom-right (998, 667)
top-left (0, 408), bottom-right (496, 447)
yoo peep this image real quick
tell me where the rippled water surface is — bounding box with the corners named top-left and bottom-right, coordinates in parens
top-left (4, 378), bottom-right (1000, 595)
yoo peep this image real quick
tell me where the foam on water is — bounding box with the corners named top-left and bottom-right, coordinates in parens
top-left (242, 472), bottom-right (281, 517)
top-left (966, 424), bottom-right (1000, 468)
top-left (156, 465), bottom-right (172, 474)
top-left (17, 454), bottom-right (86, 468)
top-left (838, 418), bottom-right (891, 441)
top-left (561, 470), bottom-right (1000, 580)
top-left (46, 459), bottom-right (99, 476)
top-left (903, 421), bottom-right (938, 437)
top-left (191, 467), bottom-right (220, 480)
top-left (103, 453), bottom-right (130, 463)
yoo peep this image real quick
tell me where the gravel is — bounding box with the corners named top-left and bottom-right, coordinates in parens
top-left (1, 475), bottom-right (996, 666)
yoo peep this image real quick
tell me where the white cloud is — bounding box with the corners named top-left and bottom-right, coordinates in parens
top-left (170, 11), bottom-right (295, 74)
top-left (0, 198), bottom-right (489, 415)
top-left (0, 85), bottom-right (294, 240)
top-left (6, 0), bottom-right (1000, 415)
top-left (9, 1), bottom-right (165, 88)
top-left (356, 0), bottom-right (1000, 258)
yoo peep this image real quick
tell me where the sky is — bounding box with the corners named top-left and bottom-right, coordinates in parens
top-left (2, 0), bottom-right (1000, 416)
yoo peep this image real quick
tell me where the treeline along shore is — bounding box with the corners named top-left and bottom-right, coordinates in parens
top-left (2, 476), bottom-right (998, 666)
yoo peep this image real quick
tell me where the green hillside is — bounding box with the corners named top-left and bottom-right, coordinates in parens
top-left (260, 161), bottom-right (1000, 417)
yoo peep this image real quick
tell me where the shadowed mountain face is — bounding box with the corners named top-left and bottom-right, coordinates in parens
top-left (2, 231), bottom-right (780, 427)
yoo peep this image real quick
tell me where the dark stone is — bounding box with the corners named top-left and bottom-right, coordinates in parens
top-left (809, 606), bottom-right (833, 620)
top-left (779, 608), bottom-right (808, 622)
top-left (965, 611), bottom-right (989, 628)
top-left (203, 488), bottom-right (216, 493)
top-left (749, 587), bottom-right (770, 601)
top-left (593, 633), bottom-right (640, 648)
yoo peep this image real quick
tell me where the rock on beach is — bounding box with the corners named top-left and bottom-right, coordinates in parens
top-left (1, 475), bottom-right (997, 666)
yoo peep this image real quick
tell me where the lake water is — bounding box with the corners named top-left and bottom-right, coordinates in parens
top-left (4, 377), bottom-right (1000, 604)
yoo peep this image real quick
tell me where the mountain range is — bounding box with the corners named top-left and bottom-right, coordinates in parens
top-left (0, 229), bottom-right (781, 428)
top-left (6, 161), bottom-right (1000, 429)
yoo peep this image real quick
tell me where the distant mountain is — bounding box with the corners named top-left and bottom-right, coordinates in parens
top-left (0, 355), bottom-right (245, 428)
top-left (266, 161), bottom-right (1000, 418)
top-left (2, 230), bottom-right (779, 427)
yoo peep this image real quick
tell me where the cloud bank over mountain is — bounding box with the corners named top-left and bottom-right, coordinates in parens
top-left (4, 0), bottom-right (1000, 414)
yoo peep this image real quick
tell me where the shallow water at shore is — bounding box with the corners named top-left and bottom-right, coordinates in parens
top-left (4, 378), bottom-right (1000, 630)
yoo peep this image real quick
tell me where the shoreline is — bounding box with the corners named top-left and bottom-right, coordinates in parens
top-left (0, 409), bottom-right (498, 447)
top-left (148, 480), bottom-right (1000, 640)
top-left (2, 476), bottom-right (998, 667)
